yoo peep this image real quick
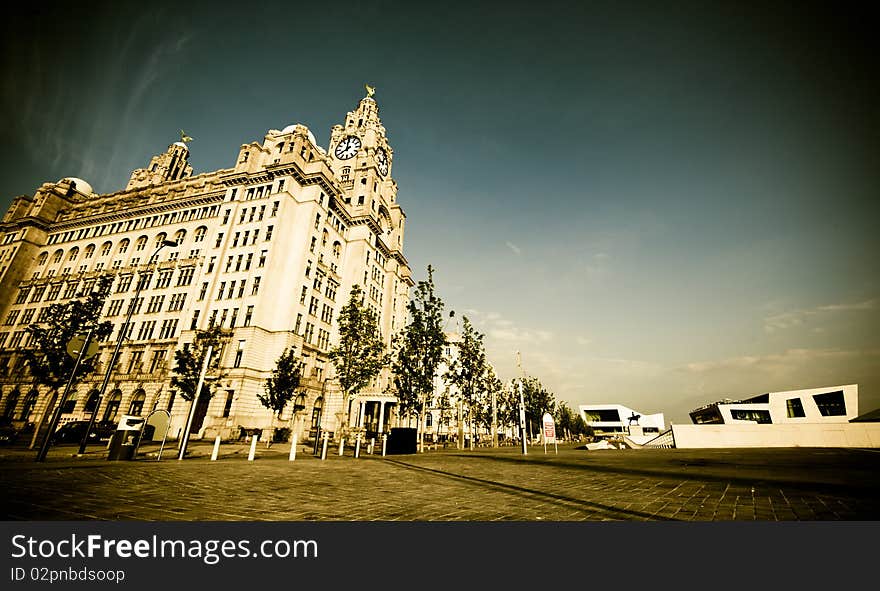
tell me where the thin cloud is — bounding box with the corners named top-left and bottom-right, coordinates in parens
top-left (764, 299), bottom-right (877, 333)
top-left (505, 241), bottom-right (522, 255)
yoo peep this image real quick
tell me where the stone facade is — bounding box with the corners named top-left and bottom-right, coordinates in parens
top-left (0, 90), bottom-right (412, 443)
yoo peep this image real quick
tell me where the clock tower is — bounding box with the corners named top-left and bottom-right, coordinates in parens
top-left (328, 86), bottom-right (397, 217)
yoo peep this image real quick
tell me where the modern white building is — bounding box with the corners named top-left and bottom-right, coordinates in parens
top-left (578, 403), bottom-right (665, 439)
top-left (688, 384), bottom-right (858, 425)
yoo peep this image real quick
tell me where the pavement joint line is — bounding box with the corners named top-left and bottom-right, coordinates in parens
top-left (381, 457), bottom-right (679, 521)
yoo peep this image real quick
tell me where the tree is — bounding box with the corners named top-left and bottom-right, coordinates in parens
top-left (328, 284), bottom-right (387, 437)
top-left (23, 275), bottom-right (114, 448)
top-left (259, 345), bottom-right (305, 446)
top-left (444, 316), bottom-right (487, 449)
top-left (170, 326), bottom-right (228, 405)
top-left (391, 266), bottom-right (448, 450)
top-left (554, 401), bottom-right (577, 441)
top-left (520, 376), bottom-right (555, 441)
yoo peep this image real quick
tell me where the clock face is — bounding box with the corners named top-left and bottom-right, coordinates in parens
top-left (334, 136), bottom-right (361, 160)
top-left (376, 147), bottom-right (389, 176)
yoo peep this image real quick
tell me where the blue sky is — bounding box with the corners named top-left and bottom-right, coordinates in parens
top-left (2, 1), bottom-right (878, 423)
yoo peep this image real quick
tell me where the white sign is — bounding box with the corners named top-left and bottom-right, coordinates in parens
top-left (542, 412), bottom-right (556, 442)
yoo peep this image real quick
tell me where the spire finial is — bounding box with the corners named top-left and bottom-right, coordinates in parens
top-left (180, 129), bottom-right (193, 143)
top-left (365, 83), bottom-right (376, 98)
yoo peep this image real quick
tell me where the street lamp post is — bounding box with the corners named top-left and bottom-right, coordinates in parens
top-left (77, 239), bottom-right (177, 455)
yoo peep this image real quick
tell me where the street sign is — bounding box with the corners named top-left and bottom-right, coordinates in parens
top-left (66, 334), bottom-right (99, 360)
top-left (542, 413), bottom-right (556, 441)
top-left (542, 412), bottom-right (558, 455)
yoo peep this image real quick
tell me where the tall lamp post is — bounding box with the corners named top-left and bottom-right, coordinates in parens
top-left (77, 239), bottom-right (177, 455)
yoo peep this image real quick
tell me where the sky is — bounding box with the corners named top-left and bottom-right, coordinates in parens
top-left (2, 1), bottom-right (878, 423)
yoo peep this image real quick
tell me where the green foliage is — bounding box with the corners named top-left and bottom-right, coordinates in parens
top-left (23, 275), bottom-right (114, 392)
top-left (391, 266), bottom-right (448, 417)
top-left (520, 375), bottom-right (556, 433)
top-left (170, 326), bottom-right (228, 402)
top-left (444, 316), bottom-right (489, 437)
top-left (473, 365), bottom-right (503, 429)
top-left (328, 284), bottom-right (388, 409)
top-left (260, 346), bottom-right (304, 418)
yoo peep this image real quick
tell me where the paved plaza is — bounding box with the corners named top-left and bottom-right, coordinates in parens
top-left (1, 441), bottom-right (879, 521)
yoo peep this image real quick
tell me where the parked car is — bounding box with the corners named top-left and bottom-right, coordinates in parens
top-left (52, 421), bottom-right (117, 444)
top-left (0, 424), bottom-right (19, 445)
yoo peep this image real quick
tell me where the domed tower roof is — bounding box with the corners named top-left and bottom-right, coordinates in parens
top-left (60, 177), bottom-right (93, 195)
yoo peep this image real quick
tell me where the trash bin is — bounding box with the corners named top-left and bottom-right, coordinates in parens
top-left (107, 415), bottom-right (145, 461)
top-left (386, 427), bottom-right (417, 454)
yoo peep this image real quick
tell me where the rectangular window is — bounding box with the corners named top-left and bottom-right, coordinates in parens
top-left (813, 391), bottom-right (847, 417)
top-left (31, 286), bottom-right (47, 302)
top-left (237, 281), bottom-right (245, 298)
top-left (14, 288), bottom-right (30, 304)
top-left (222, 391), bottom-right (234, 418)
top-left (786, 398), bottom-right (806, 418)
top-left (198, 282), bottom-right (208, 301)
top-left (245, 253), bottom-right (253, 270)
top-left (214, 233), bottom-right (224, 248)
top-left (156, 270), bottom-right (173, 289)
top-left (251, 277), bottom-right (261, 295)
top-left (5, 310), bottom-right (20, 325)
top-left (294, 313), bottom-right (302, 334)
top-left (235, 254), bottom-right (243, 272)
top-left (265, 226), bottom-right (274, 241)
top-left (234, 340), bottom-right (245, 368)
top-left (190, 310), bottom-right (200, 330)
top-left (243, 305), bottom-right (253, 327)
top-left (217, 282), bottom-right (225, 300)
top-left (148, 350), bottom-right (167, 373)
top-left (107, 299), bottom-right (124, 316)
top-left (116, 275), bottom-right (133, 293)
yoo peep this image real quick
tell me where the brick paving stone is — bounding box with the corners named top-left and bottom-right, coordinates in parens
top-left (1, 443), bottom-right (879, 521)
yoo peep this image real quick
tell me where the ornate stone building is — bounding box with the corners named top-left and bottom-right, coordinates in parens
top-left (0, 89), bottom-right (412, 444)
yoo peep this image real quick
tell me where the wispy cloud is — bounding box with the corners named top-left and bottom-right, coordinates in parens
top-left (764, 299), bottom-right (877, 332)
top-left (575, 336), bottom-right (591, 345)
top-left (505, 241), bottom-right (522, 255)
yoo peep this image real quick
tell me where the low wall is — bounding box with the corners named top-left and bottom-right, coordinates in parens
top-left (670, 423), bottom-right (880, 448)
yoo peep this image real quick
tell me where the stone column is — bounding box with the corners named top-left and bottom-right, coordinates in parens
top-left (378, 401), bottom-right (386, 434)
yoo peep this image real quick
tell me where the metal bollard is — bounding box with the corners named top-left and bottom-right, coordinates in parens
top-left (248, 434), bottom-right (259, 461)
top-left (289, 432), bottom-right (298, 462)
top-left (320, 432), bottom-right (328, 460)
top-left (382, 434), bottom-right (387, 457)
top-left (210, 435), bottom-right (221, 461)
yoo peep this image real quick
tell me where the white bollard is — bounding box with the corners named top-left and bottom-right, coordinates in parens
top-left (320, 432), bottom-right (328, 460)
top-left (338, 437), bottom-right (345, 456)
top-left (211, 435), bottom-right (221, 461)
top-left (289, 432), bottom-right (298, 462)
top-left (248, 434), bottom-right (259, 461)
top-left (382, 434), bottom-right (387, 457)
top-left (369, 437), bottom-right (375, 455)
top-left (355, 433), bottom-right (361, 458)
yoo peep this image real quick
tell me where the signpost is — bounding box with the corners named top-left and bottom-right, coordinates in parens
top-left (542, 412), bottom-right (557, 455)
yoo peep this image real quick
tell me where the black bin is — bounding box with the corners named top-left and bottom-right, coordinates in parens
top-left (106, 415), bottom-right (145, 461)
top-left (386, 427), bottom-right (417, 454)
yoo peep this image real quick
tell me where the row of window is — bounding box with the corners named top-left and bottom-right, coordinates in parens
top-left (47, 205), bottom-right (220, 246)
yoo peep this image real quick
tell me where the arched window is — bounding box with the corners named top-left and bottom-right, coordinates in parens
top-left (332, 241), bottom-right (341, 258)
top-left (173, 229), bottom-right (187, 244)
top-left (67, 247), bottom-right (79, 261)
top-left (52, 249), bottom-right (64, 264)
top-left (103, 391), bottom-right (122, 423)
top-left (128, 390), bottom-right (146, 416)
top-left (84, 244), bottom-right (95, 259)
top-left (20, 390), bottom-right (37, 421)
top-left (135, 236), bottom-right (148, 251)
top-left (3, 389), bottom-right (20, 420)
top-left (83, 389), bottom-right (100, 413)
top-left (37, 252), bottom-right (49, 266)
top-left (100, 241), bottom-right (113, 257)
top-left (60, 389), bottom-right (78, 414)
top-left (154, 233), bottom-right (167, 249)
top-left (193, 226), bottom-right (207, 242)
top-left (117, 239), bottom-right (130, 254)
top-left (425, 413), bottom-right (433, 427)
